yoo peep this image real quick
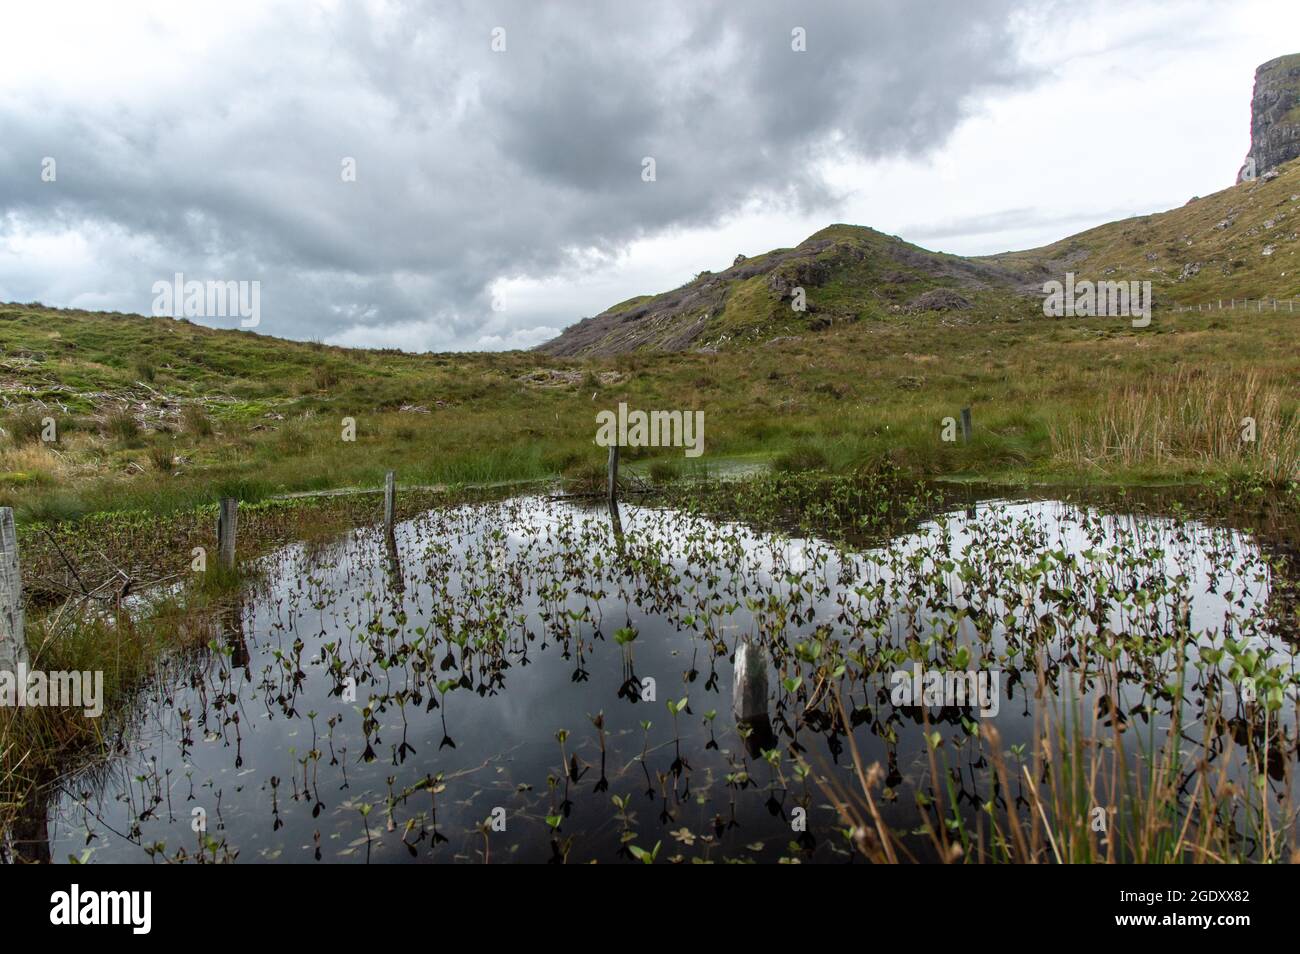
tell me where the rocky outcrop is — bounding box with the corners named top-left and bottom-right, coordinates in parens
top-left (906, 288), bottom-right (971, 312)
top-left (1238, 54), bottom-right (1300, 182)
top-left (533, 226), bottom-right (1035, 357)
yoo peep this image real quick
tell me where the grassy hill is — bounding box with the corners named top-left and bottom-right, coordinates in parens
top-left (539, 158), bottom-right (1300, 356)
top-left (2, 162), bottom-right (1298, 524)
top-left (535, 224), bottom-right (1036, 356)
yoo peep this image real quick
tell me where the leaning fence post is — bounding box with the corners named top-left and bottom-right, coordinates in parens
top-left (0, 507), bottom-right (26, 671)
top-left (384, 470), bottom-right (396, 539)
top-left (960, 407), bottom-right (972, 443)
top-left (607, 444), bottom-right (620, 505)
top-left (217, 497), bottom-right (238, 571)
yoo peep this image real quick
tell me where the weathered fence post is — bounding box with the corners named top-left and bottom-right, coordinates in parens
top-left (733, 639), bottom-right (769, 724)
top-left (217, 497), bottom-right (238, 571)
top-left (384, 470), bottom-right (396, 539)
top-left (0, 507), bottom-right (26, 671)
top-left (734, 638), bottom-right (776, 755)
top-left (607, 444), bottom-right (620, 505)
top-left (960, 407), bottom-right (972, 443)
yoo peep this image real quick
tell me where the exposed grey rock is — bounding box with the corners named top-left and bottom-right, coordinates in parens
top-left (1238, 53), bottom-right (1300, 182)
top-left (906, 288), bottom-right (972, 312)
top-left (1179, 262), bottom-right (1201, 280)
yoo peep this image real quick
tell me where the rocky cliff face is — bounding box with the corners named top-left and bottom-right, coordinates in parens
top-left (1238, 53), bottom-right (1300, 182)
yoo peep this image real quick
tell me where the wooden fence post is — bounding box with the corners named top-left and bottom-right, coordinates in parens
top-left (217, 497), bottom-right (238, 571)
top-left (733, 639), bottom-right (769, 724)
top-left (607, 444), bottom-right (620, 505)
top-left (384, 470), bottom-right (396, 539)
top-left (0, 507), bottom-right (25, 671)
top-left (960, 407), bottom-right (973, 443)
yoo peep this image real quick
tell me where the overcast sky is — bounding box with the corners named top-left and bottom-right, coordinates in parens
top-left (1, 0), bottom-right (1297, 352)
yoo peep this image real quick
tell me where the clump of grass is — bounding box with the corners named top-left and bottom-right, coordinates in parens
top-left (562, 457), bottom-right (606, 492)
top-left (147, 442), bottom-right (175, 472)
top-left (4, 409), bottom-right (53, 445)
top-left (182, 404), bottom-right (213, 437)
top-left (132, 358), bottom-right (156, 383)
top-left (311, 365), bottom-right (339, 392)
top-left (9, 488), bottom-right (86, 524)
top-left (648, 458), bottom-right (682, 484)
top-left (275, 416), bottom-right (314, 455)
top-left (102, 409), bottom-right (141, 444)
top-left (773, 444), bottom-right (829, 473)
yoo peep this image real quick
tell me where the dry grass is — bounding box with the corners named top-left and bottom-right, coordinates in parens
top-left (819, 668), bottom-right (1298, 864)
top-left (1051, 368), bottom-right (1300, 479)
top-left (0, 442), bottom-right (72, 483)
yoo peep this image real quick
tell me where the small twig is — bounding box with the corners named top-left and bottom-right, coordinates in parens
top-left (40, 527), bottom-right (91, 596)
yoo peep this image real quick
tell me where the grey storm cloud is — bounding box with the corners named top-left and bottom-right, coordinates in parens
top-left (0, 0), bottom-right (1044, 351)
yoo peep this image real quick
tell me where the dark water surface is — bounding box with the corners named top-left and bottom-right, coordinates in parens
top-left (36, 491), bottom-right (1300, 862)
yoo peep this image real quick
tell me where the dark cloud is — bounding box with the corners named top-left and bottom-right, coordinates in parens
top-left (0, 0), bottom-right (1042, 350)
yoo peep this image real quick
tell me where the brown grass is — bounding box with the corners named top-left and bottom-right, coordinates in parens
top-left (1051, 367), bottom-right (1300, 479)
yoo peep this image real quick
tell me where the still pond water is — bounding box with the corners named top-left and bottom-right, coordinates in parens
top-left (35, 490), bottom-right (1300, 862)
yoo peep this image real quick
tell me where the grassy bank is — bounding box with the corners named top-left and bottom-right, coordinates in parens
top-left (2, 298), bottom-right (1296, 526)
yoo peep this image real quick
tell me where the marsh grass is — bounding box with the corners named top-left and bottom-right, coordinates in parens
top-left (0, 589), bottom-right (225, 851)
top-left (823, 671), bottom-right (1298, 864)
top-left (1051, 368), bottom-right (1300, 480)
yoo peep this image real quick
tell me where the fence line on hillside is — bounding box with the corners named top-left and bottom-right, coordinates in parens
top-left (1167, 297), bottom-right (1299, 314)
